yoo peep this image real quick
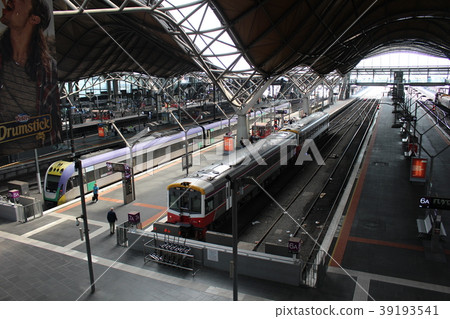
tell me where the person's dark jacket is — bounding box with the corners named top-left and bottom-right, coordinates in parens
top-left (107, 210), bottom-right (117, 223)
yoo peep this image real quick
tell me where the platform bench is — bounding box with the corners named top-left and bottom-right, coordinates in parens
top-left (416, 215), bottom-right (432, 238)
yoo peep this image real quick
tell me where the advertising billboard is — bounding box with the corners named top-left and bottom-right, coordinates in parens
top-left (0, 0), bottom-right (61, 158)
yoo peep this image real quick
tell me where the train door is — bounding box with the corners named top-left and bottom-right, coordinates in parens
top-left (225, 181), bottom-right (232, 210)
top-left (205, 129), bottom-right (212, 146)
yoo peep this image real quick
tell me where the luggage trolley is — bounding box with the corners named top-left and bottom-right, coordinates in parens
top-left (144, 232), bottom-right (196, 275)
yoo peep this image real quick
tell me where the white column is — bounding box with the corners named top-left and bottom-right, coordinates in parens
top-left (236, 110), bottom-right (249, 148)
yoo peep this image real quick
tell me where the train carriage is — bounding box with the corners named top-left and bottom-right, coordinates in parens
top-left (435, 92), bottom-right (450, 112)
top-left (167, 130), bottom-right (299, 238)
top-left (166, 112), bottom-right (329, 238)
top-left (43, 103), bottom-right (292, 207)
top-left (43, 118), bottom-right (238, 206)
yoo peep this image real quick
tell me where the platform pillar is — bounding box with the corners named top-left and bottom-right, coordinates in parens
top-left (236, 111), bottom-right (249, 148)
top-left (327, 83), bottom-right (334, 106)
top-left (301, 95), bottom-right (311, 115)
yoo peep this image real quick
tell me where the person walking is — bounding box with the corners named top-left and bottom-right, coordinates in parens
top-left (107, 207), bottom-right (118, 235)
top-left (240, 137), bottom-right (246, 148)
top-left (92, 183), bottom-right (99, 203)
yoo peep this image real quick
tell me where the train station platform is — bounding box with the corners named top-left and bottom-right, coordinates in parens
top-left (328, 94), bottom-right (450, 301)
top-left (0, 93), bottom-right (449, 305)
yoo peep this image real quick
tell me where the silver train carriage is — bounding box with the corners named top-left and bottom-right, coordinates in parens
top-left (166, 111), bottom-right (329, 238)
top-left (435, 92), bottom-right (450, 111)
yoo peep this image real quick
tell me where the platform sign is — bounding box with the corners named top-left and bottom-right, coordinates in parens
top-left (419, 197), bottom-right (450, 210)
top-left (153, 222), bottom-right (182, 237)
top-left (410, 157), bottom-right (427, 182)
top-left (106, 162), bottom-right (131, 179)
top-left (288, 237), bottom-right (301, 253)
top-left (8, 189), bottom-right (20, 199)
top-left (123, 164), bottom-right (132, 179)
top-left (128, 211), bottom-right (141, 224)
top-left (106, 162), bottom-right (125, 172)
top-left (106, 162), bottom-right (134, 203)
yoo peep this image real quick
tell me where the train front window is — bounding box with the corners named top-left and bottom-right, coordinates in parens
top-left (169, 189), bottom-right (181, 211)
top-left (169, 188), bottom-right (201, 214)
top-left (190, 192), bottom-right (201, 213)
top-left (46, 175), bottom-right (60, 192)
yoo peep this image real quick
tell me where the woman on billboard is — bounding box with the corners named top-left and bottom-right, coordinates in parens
top-left (0, 0), bottom-right (61, 158)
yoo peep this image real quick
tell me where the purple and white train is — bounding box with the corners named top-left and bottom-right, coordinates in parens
top-left (43, 103), bottom-right (291, 206)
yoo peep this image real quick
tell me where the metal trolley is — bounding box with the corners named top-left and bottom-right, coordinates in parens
top-left (144, 234), bottom-right (198, 276)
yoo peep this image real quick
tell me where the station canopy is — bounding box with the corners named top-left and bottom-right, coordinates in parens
top-left (54, 0), bottom-right (200, 82)
top-left (54, 0), bottom-right (450, 82)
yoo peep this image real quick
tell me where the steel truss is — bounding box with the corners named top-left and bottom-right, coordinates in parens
top-left (55, 0), bottom-right (344, 113)
top-left (351, 66), bottom-right (450, 86)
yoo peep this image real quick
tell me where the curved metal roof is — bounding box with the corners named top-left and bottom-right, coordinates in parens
top-left (54, 1), bottom-right (200, 82)
top-left (210, 0), bottom-right (450, 76)
top-left (54, 0), bottom-right (450, 82)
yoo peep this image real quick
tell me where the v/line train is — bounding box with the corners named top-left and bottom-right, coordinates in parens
top-left (44, 119), bottom-right (237, 206)
top-left (165, 111), bottom-right (329, 239)
top-left (43, 103), bottom-right (290, 207)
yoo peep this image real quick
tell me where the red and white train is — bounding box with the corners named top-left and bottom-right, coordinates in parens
top-left (165, 112), bottom-right (329, 238)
